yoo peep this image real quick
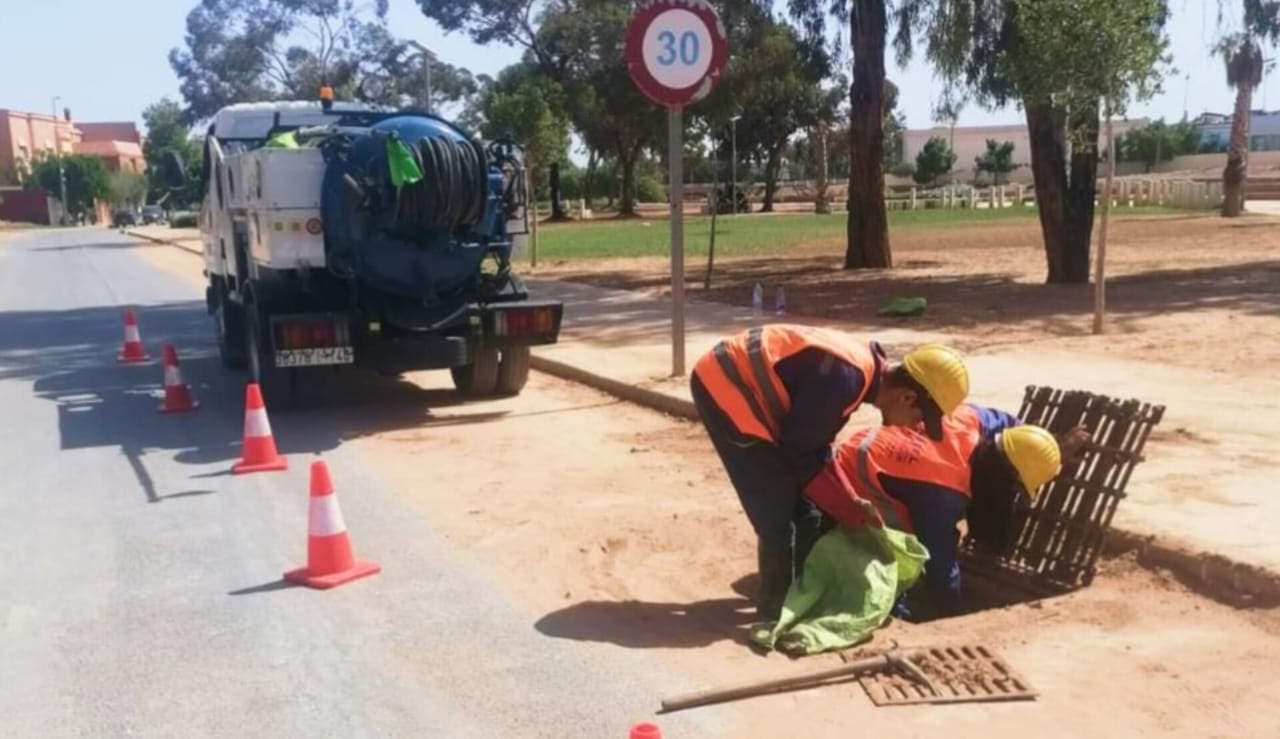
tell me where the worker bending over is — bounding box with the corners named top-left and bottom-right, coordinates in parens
top-left (691, 324), bottom-right (970, 618)
top-left (804, 403), bottom-right (1081, 618)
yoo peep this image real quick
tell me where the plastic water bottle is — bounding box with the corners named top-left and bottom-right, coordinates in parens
top-left (775, 286), bottom-right (787, 316)
top-left (752, 283), bottom-right (763, 318)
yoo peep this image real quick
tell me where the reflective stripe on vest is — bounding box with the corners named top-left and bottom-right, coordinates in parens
top-left (854, 428), bottom-right (908, 531)
top-left (712, 341), bottom-right (775, 438)
top-left (746, 328), bottom-right (787, 428)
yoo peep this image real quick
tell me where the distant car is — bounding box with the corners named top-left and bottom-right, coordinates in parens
top-left (112, 209), bottom-right (138, 228)
top-left (141, 205), bottom-right (165, 225)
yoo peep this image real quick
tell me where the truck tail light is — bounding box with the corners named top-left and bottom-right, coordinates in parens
top-left (272, 316), bottom-right (350, 350)
top-left (492, 306), bottom-right (558, 338)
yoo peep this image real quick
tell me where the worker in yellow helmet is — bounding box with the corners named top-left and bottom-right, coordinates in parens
top-left (804, 404), bottom-right (1086, 618)
top-left (691, 325), bottom-right (970, 618)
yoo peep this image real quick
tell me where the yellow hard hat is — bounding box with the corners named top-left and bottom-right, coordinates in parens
top-left (901, 344), bottom-right (970, 415)
top-left (999, 425), bottom-right (1062, 497)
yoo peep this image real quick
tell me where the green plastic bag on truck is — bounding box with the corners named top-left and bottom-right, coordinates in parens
top-left (387, 137), bottom-right (423, 188)
top-left (265, 131), bottom-right (298, 149)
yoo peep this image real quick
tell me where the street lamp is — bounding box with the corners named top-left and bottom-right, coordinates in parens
top-left (730, 114), bottom-right (741, 216)
top-left (406, 41), bottom-right (437, 115)
top-left (51, 96), bottom-right (69, 225)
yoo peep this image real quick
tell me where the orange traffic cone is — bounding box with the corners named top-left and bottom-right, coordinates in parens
top-left (232, 383), bottom-right (287, 474)
top-left (117, 309), bottom-right (149, 363)
top-left (158, 345), bottom-right (199, 413)
top-left (629, 724), bottom-right (662, 739)
top-left (284, 460), bottom-right (380, 589)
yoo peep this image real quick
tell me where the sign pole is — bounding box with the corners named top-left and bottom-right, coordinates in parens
top-left (669, 106), bottom-right (685, 377)
top-left (623, 0), bottom-right (726, 378)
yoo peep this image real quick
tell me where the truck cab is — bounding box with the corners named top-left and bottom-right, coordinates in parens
top-left (199, 99), bottom-right (561, 407)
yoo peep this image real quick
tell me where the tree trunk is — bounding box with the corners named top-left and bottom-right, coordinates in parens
top-left (584, 148), bottom-right (597, 210)
top-left (1025, 100), bottom-right (1097, 284)
top-left (761, 140), bottom-right (784, 213)
top-left (813, 124), bottom-right (831, 215)
top-left (1063, 104), bottom-right (1100, 283)
top-left (619, 148), bottom-right (638, 217)
top-left (1025, 102), bottom-right (1070, 283)
top-left (1222, 79), bottom-right (1253, 217)
top-left (548, 161), bottom-right (570, 222)
top-left (844, 0), bottom-right (891, 269)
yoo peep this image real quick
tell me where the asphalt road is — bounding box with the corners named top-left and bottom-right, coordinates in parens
top-left (0, 228), bottom-right (719, 736)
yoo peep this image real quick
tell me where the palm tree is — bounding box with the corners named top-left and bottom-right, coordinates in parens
top-left (1217, 1), bottom-right (1280, 217)
top-left (1218, 35), bottom-right (1265, 216)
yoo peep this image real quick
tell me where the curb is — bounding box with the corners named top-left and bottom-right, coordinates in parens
top-left (122, 226), bottom-right (1280, 607)
top-left (530, 355), bottom-right (699, 421)
top-left (124, 229), bottom-right (203, 257)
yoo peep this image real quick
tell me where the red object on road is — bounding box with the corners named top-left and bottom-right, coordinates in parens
top-left (157, 344), bottom-right (199, 413)
top-left (284, 460), bottom-right (380, 589)
top-left (117, 309), bottom-right (150, 363)
top-left (629, 723), bottom-right (662, 739)
top-left (232, 383), bottom-right (288, 474)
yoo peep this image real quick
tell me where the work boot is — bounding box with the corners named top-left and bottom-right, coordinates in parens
top-left (755, 543), bottom-right (793, 621)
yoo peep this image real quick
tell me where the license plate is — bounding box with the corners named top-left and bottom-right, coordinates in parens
top-left (274, 347), bottom-right (354, 367)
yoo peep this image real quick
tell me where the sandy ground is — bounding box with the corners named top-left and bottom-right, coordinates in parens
top-left (538, 212), bottom-right (1280, 379)
top-left (127, 235), bottom-right (1280, 737)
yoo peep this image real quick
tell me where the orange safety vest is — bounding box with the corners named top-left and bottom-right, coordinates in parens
top-left (807, 405), bottom-right (985, 532)
top-left (693, 325), bottom-right (880, 443)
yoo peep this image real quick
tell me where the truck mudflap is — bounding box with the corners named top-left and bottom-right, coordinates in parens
top-left (476, 301), bottom-right (563, 348)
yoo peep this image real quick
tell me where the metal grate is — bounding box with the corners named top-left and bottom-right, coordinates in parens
top-left (961, 386), bottom-right (1165, 595)
top-left (858, 645), bottom-right (1036, 706)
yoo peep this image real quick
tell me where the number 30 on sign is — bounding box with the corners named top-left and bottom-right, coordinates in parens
top-left (625, 1), bottom-right (728, 108)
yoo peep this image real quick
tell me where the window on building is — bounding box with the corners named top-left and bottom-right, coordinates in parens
top-left (1250, 134), bottom-right (1280, 152)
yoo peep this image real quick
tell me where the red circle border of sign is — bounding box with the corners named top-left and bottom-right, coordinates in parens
top-left (625, 1), bottom-right (728, 108)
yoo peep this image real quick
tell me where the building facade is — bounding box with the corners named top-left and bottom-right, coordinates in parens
top-left (902, 118), bottom-right (1150, 183)
top-left (0, 110), bottom-right (147, 186)
top-left (1193, 110), bottom-right (1280, 152)
top-left (0, 109), bottom-right (79, 185)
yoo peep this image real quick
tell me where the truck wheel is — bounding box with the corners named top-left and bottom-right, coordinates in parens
top-left (215, 287), bottom-right (248, 370)
top-left (246, 301), bottom-right (296, 410)
top-left (495, 346), bottom-right (531, 396)
top-left (451, 348), bottom-right (500, 398)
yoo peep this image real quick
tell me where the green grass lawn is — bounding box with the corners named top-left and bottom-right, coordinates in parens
top-left (535, 205), bottom-right (1182, 261)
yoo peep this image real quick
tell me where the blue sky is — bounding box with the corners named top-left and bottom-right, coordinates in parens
top-left (2, 0), bottom-right (1275, 137)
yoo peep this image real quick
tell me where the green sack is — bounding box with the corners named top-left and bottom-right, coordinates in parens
top-left (750, 526), bottom-right (928, 656)
top-left (387, 137), bottom-right (423, 188)
top-left (264, 131), bottom-right (298, 149)
top-left (877, 296), bottom-right (928, 317)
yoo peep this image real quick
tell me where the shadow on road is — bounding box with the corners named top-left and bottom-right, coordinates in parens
top-left (32, 241), bottom-right (170, 253)
top-left (228, 578), bottom-right (300, 596)
top-left (534, 596), bottom-right (756, 650)
top-left (0, 299), bottom-right (509, 503)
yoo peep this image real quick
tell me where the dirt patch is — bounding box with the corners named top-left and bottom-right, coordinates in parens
top-left (537, 213), bottom-right (1280, 378)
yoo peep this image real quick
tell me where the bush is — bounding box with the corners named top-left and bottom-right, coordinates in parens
top-left (636, 175), bottom-right (664, 203)
top-left (170, 213), bottom-right (198, 228)
top-left (889, 161), bottom-right (917, 178)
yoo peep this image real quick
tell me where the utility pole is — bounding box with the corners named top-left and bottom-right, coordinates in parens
top-left (730, 114), bottom-right (741, 216)
top-left (407, 41), bottom-right (437, 114)
top-left (51, 96), bottom-right (68, 224)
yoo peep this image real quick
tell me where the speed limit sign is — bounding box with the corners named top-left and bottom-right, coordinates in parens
top-left (625, 1), bottom-right (728, 378)
top-left (625, 1), bottom-right (728, 108)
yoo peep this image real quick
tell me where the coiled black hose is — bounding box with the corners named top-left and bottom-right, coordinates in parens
top-left (394, 135), bottom-right (487, 232)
